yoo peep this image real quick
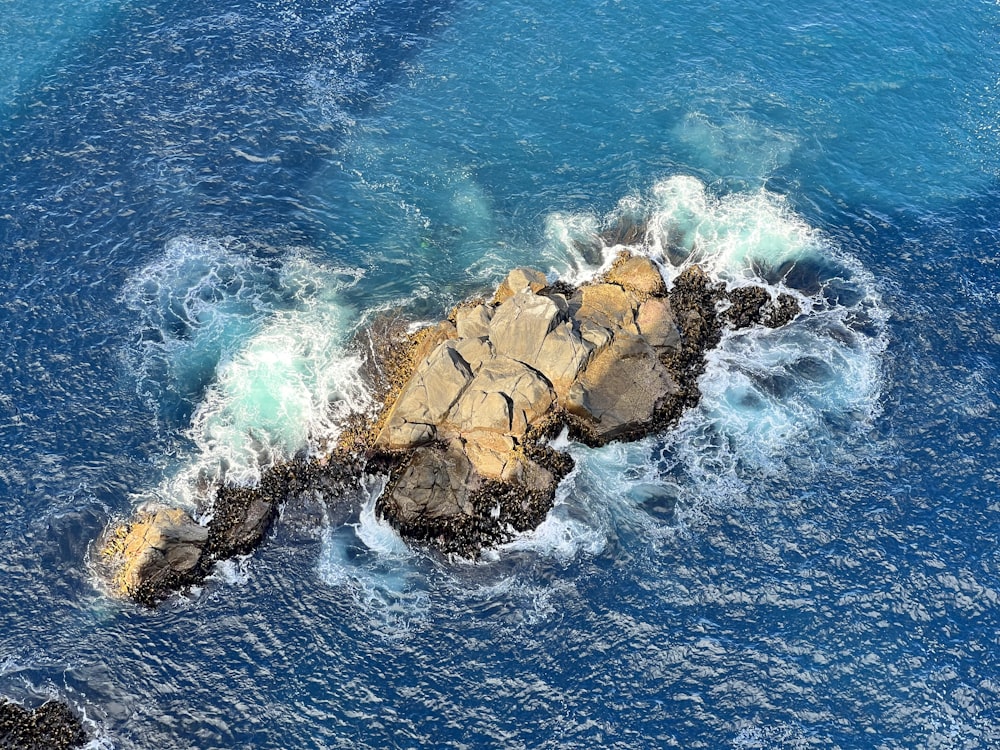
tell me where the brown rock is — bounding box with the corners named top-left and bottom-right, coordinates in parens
top-left (376, 340), bottom-right (474, 449)
top-left (636, 297), bottom-right (681, 351)
top-left (454, 303), bottom-right (494, 339)
top-left (462, 432), bottom-right (519, 480)
top-left (451, 335), bottom-right (493, 371)
top-left (410, 320), bottom-right (459, 366)
top-left (450, 355), bottom-right (554, 436)
top-left (494, 267), bottom-right (548, 304)
top-left (569, 283), bottom-right (640, 335)
top-left (380, 420), bottom-right (435, 449)
top-left (565, 334), bottom-right (679, 443)
top-left (604, 252), bottom-right (667, 296)
top-left (104, 507), bottom-right (208, 602)
top-left (534, 322), bottom-right (594, 397)
top-left (578, 319), bottom-right (614, 352)
top-left (462, 431), bottom-right (553, 486)
top-left (488, 290), bottom-right (564, 367)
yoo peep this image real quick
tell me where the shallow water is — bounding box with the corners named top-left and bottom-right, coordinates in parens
top-left (1, 0), bottom-right (999, 747)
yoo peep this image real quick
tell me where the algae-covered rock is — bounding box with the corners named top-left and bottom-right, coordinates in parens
top-left (0, 699), bottom-right (88, 750)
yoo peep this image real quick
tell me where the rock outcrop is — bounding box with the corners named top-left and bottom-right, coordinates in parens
top-left (0, 699), bottom-right (87, 750)
top-left (364, 251), bottom-right (799, 556)
top-left (99, 454), bottom-right (364, 606)
top-left (100, 248), bottom-right (800, 602)
top-left (102, 506), bottom-right (209, 605)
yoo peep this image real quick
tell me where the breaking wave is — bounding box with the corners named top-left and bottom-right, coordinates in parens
top-left (120, 236), bottom-right (370, 511)
top-left (512, 175), bottom-right (888, 557)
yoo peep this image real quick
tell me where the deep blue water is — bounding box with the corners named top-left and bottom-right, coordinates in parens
top-left (1, 0), bottom-right (999, 747)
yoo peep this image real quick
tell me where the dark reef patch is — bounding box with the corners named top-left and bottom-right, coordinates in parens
top-left (0, 699), bottom-right (87, 750)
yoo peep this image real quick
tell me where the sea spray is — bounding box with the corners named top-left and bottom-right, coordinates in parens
top-left (496, 177), bottom-right (886, 559)
top-left (121, 238), bottom-right (369, 512)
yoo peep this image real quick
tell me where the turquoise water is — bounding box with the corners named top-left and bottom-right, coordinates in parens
top-left (1, 0), bottom-right (998, 747)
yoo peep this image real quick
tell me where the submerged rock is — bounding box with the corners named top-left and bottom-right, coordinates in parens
top-left (0, 699), bottom-right (87, 750)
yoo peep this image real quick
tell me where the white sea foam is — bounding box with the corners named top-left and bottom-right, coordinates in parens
top-left (353, 476), bottom-right (411, 558)
top-left (646, 174), bottom-right (820, 282)
top-left (527, 176), bottom-right (888, 554)
top-left (309, 176), bottom-right (886, 573)
top-left (316, 480), bottom-right (430, 630)
top-left (120, 236), bottom-right (282, 416)
top-left (122, 237), bottom-right (370, 511)
top-left (207, 556), bottom-right (253, 587)
top-left (542, 212), bottom-right (603, 283)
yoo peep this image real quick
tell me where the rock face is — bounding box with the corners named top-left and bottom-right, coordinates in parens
top-left (99, 247), bottom-right (801, 602)
top-left (0, 699), bottom-right (87, 750)
top-left (565, 334), bottom-right (678, 443)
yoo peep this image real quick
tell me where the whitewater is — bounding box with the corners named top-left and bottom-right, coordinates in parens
top-left (1, 0), bottom-right (998, 747)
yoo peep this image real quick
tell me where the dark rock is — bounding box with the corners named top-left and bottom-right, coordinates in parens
top-left (600, 213), bottom-right (648, 247)
top-left (724, 286), bottom-right (801, 330)
top-left (565, 334), bottom-right (679, 444)
top-left (207, 485), bottom-right (278, 560)
top-left (657, 265), bottom-right (726, 408)
top-left (724, 285), bottom-right (772, 328)
top-left (0, 699), bottom-right (87, 750)
top-left (378, 443), bottom-right (478, 530)
top-left (763, 293), bottom-right (801, 327)
top-left (375, 438), bottom-right (572, 558)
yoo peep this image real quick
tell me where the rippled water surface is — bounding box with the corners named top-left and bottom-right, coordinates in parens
top-left (1, 0), bottom-right (999, 747)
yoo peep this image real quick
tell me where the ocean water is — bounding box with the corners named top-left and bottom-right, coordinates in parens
top-left (1, 0), bottom-right (998, 747)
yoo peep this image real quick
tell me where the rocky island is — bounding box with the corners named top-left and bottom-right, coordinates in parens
top-left (99, 249), bottom-right (798, 605)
